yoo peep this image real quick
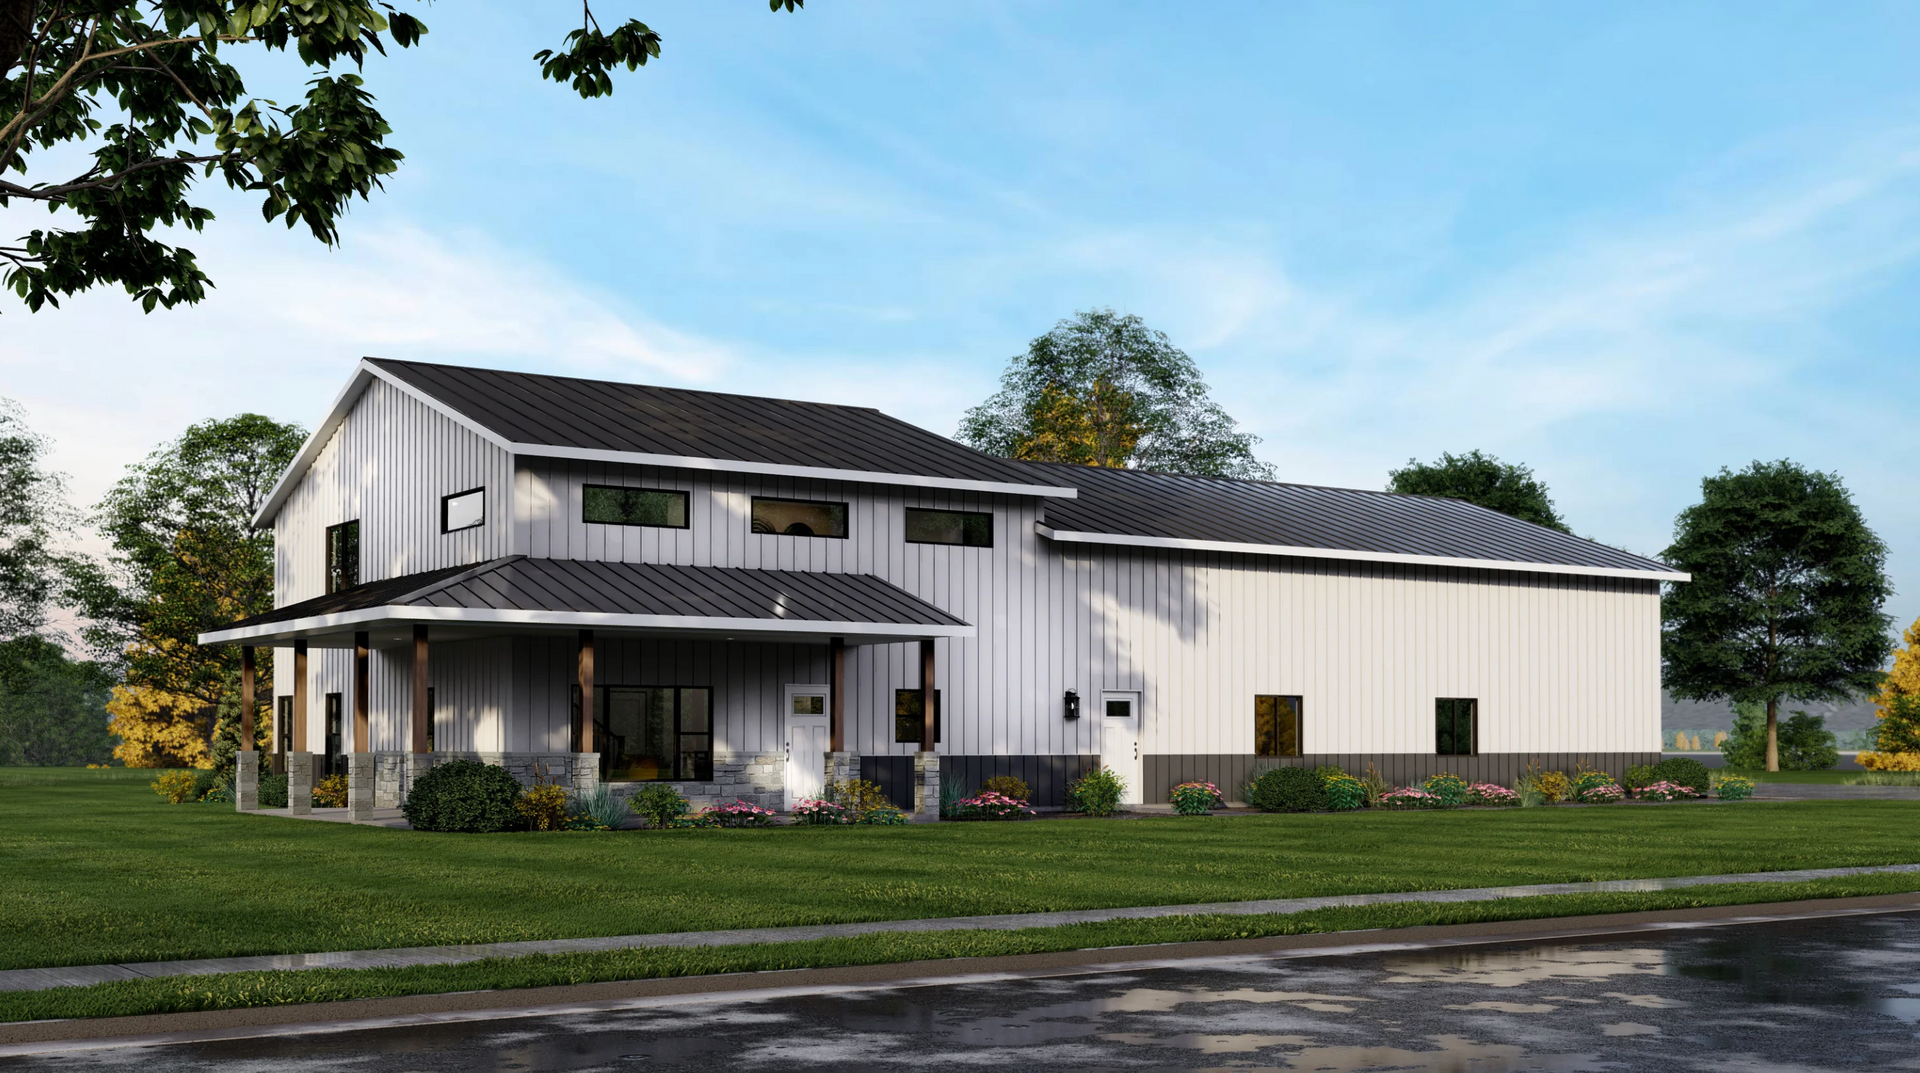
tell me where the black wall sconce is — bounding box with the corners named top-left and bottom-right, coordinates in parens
top-left (1063, 689), bottom-right (1080, 720)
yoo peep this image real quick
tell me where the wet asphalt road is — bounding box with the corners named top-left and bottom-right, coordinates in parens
top-left (10, 910), bottom-right (1920, 1072)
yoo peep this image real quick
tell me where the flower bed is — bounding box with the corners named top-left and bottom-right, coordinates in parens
top-left (1467, 782), bottom-right (1519, 806)
top-left (1379, 786), bottom-right (1442, 809)
top-left (949, 791), bottom-right (1035, 821)
top-left (1574, 783), bottom-right (1624, 804)
top-left (791, 798), bottom-right (849, 825)
top-left (1635, 780), bottom-right (1703, 802)
top-left (1711, 773), bottom-right (1755, 801)
top-left (697, 800), bottom-right (778, 827)
top-left (1168, 781), bottom-right (1223, 815)
top-left (1324, 773), bottom-right (1367, 811)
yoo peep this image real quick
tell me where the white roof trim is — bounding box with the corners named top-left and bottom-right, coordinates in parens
top-left (198, 604), bottom-right (976, 646)
top-left (1034, 524), bottom-right (1690, 582)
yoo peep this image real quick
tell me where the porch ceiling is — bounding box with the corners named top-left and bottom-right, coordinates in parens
top-left (197, 556), bottom-right (973, 649)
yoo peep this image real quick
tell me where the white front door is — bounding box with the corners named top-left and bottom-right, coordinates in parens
top-left (783, 684), bottom-right (831, 810)
top-left (1101, 690), bottom-right (1143, 805)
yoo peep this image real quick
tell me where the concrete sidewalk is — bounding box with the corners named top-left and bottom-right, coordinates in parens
top-left (6, 862), bottom-right (1918, 994)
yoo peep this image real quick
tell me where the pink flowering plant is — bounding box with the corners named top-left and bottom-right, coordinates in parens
top-left (1635, 780), bottom-right (1703, 802)
top-left (950, 790), bottom-right (1035, 820)
top-left (791, 798), bottom-right (849, 825)
top-left (1379, 786), bottom-right (1441, 809)
top-left (697, 799), bottom-right (779, 827)
top-left (1576, 783), bottom-right (1626, 803)
top-left (1467, 782), bottom-right (1520, 806)
top-left (1168, 781), bottom-right (1223, 815)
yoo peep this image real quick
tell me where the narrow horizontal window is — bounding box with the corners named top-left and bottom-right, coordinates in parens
top-left (753, 497), bottom-right (848, 539)
top-left (442, 488), bottom-right (485, 533)
top-left (894, 689), bottom-right (942, 744)
top-left (583, 485), bottom-right (689, 528)
top-left (1255, 695), bottom-right (1303, 758)
top-left (1436, 698), bottom-right (1478, 756)
top-left (905, 508), bottom-right (993, 548)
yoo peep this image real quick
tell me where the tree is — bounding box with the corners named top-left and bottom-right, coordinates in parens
top-left (67, 413), bottom-right (302, 752)
top-left (1386, 450), bottom-right (1570, 532)
top-left (104, 679), bottom-right (206, 766)
top-left (957, 308), bottom-right (1274, 480)
top-left (1661, 460), bottom-right (1892, 771)
top-left (0, 634), bottom-right (115, 765)
top-left (3, 1), bottom-right (804, 312)
top-left (1719, 702), bottom-right (1838, 771)
top-left (0, 398), bottom-right (71, 637)
top-left (1872, 615), bottom-right (1920, 716)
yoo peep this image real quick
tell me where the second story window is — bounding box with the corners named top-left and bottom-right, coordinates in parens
top-left (905, 508), bottom-right (993, 548)
top-left (442, 488), bottom-right (485, 533)
top-left (583, 485), bottom-right (689, 528)
top-left (752, 497), bottom-right (847, 538)
top-left (326, 520), bottom-right (359, 594)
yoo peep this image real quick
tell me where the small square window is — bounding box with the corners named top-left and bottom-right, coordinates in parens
top-left (905, 508), bottom-right (993, 547)
top-left (753, 497), bottom-right (848, 538)
top-left (325, 521), bottom-right (359, 594)
top-left (1437, 698), bottom-right (1478, 756)
top-left (894, 689), bottom-right (942, 744)
top-left (583, 485), bottom-right (689, 528)
top-left (442, 488), bottom-right (485, 533)
top-left (1255, 695), bottom-right (1302, 757)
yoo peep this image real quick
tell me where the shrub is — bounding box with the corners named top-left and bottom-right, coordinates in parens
top-left (1467, 782), bottom-right (1519, 806)
top-left (1623, 764), bottom-right (1658, 791)
top-left (1357, 764), bottom-right (1389, 807)
top-left (1637, 780), bottom-right (1704, 802)
top-left (312, 773), bottom-right (349, 808)
top-left (191, 768), bottom-right (226, 802)
top-left (950, 791), bottom-right (1035, 820)
top-left (629, 783), bottom-right (691, 829)
top-left (856, 804), bottom-right (907, 825)
top-left (1066, 767), bottom-right (1125, 816)
top-left (1721, 703), bottom-right (1840, 770)
top-left (792, 798), bottom-right (850, 825)
top-left (1873, 693), bottom-right (1920, 753)
top-left (1650, 756), bottom-right (1710, 793)
top-left (1246, 766), bottom-right (1328, 812)
top-left (257, 772), bottom-right (289, 808)
top-left (1571, 770), bottom-right (1622, 803)
top-left (202, 784), bottom-right (234, 804)
top-left (401, 760), bottom-right (524, 833)
top-left (1168, 781), bottom-right (1223, 815)
top-left (567, 784), bottom-right (630, 830)
top-left (979, 775), bottom-right (1031, 802)
top-left (1857, 751), bottom-right (1920, 772)
top-left (515, 783), bottom-right (571, 831)
top-left (1379, 786), bottom-right (1440, 808)
top-left (1422, 773), bottom-right (1469, 807)
top-left (151, 770), bottom-right (197, 804)
top-left (829, 778), bottom-right (892, 817)
top-left (699, 799), bottom-right (778, 827)
top-left (1533, 770), bottom-right (1569, 803)
top-left (1712, 773), bottom-right (1756, 801)
top-left (1323, 773), bottom-right (1367, 811)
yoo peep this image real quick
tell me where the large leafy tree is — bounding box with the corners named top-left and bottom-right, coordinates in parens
top-left (1387, 450), bottom-right (1570, 532)
top-left (67, 413), bottom-right (302, 755)
top-left (958, 308), bottom-right (1274, 480)
top-left (2, 1), bottom-right (803, 311)
top-left (0, 397), bottom-right (71, 636)
top-left (0, 634), bottom-right (114, 765)
top-left (1661, 460), bottom-right (1892, 771)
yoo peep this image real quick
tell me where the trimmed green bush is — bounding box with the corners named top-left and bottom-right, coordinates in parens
top-left (401, 760), bottom-right (524, 833)
top-left (256, 773), bottom-right (288, 809)
top-left (1066, 767), bottom-right (1124, 816)
top-left (1650, 756), bottom-right (1711, 792)
top-left (1623, 764), bottom-right (1657, 791)
top-left (1246, 766), bottom-right (1328, 812)
top-left (629, 783), bottom-right (690, 829)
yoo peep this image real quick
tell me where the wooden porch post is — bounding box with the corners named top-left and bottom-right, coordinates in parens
top-left (293, 640), bottom-right (308, 749)
top-left (353, 630), bottom-right (370, 753)
top-left (577, 629), bottom-right (595, 754)
top-left (919, 638), bottom-right (935, 753)
top-left (240, 645), bottom-right (255, 747)
top-left (412, 625), bottom-right (430, 754)
top-left (829, 636), bottom-right (846, 753)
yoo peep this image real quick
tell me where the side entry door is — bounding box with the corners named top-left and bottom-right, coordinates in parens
top-left (784, 684), bottom-right (832, 809)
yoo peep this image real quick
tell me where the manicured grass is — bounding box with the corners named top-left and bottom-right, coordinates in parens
top-left (5, 768), bottom-right (1919, 973)
top-left (8, 871), bottom-right (1920, 1024)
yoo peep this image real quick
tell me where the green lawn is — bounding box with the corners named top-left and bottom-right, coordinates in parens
top-left (6, 767), bottom-right (1920, 973)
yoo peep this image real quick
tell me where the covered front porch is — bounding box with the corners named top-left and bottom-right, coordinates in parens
top-left (199, 556), bottom-right (973, 819)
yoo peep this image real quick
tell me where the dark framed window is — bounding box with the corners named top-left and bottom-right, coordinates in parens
top-left (752, 497), bottom-right (848, 538)
top-left (583, 485), bottom-right (689, 528)
top-left (1437, 698), bottom-right (1478, 756)
top-left (275, 696), bottom-right (292, 757)
top-left (905, 508), bottom-right (993, 548)
top-left (442, 488), bottom-right (485, 533)
top-left (325, 520), bottom-right (359, 594)
top-left (894, 689), bottom-right (942, 744)
top-left (323, 692), bottom-right (343, 777)
top-left (1255, 695), bottom-right (1303, 757)
top-left (574, 685), bottom-right (713, 781)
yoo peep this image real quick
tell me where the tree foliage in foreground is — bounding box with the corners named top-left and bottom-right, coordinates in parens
top-left (1386, 449), bottom-right (1570, 532)
top-left (1661, 460), bottom-right (1891, 771)
top-left (2, 1), bottom-right (804, 311)
top-left (958, 308), bottom-right (1274, 480)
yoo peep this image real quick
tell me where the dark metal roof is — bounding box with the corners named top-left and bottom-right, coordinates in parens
top-left (1027, 462), bottom-right (1679, 575)
top-left (223, 556), bottom-right (968, 630)
top-left (367, 359), bottom-right (1067, 491)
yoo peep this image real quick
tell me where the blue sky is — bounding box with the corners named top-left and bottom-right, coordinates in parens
top-left (4, 1), bottom-right (1918, 633)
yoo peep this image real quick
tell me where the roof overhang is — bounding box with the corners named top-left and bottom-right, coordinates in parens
top-left (1034, 525), bottom-right (1690, 582)
top-left (251, 360), bottom-right (1075, 528)
top-left (199, 605), bottom-right (974, 649)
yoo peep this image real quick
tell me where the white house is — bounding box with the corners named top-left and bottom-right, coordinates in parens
top-left (200, 359), bottom-right (1686, 817)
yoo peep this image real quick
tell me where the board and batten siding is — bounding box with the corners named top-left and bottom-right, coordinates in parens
top-left (270, 376), bottom-right (514, 751)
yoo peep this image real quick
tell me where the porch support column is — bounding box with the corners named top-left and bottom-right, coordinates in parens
top-left (289, 640), bottom-right (312, 815)
top-left (576, 630), bottom-right (599, 793)
top-left (235, 645), bottom-right (258, 812)
top-left (407, 624), bottom-right (432, 804)
top-left (913, 638), bottom-right (940, 818)
top-left (348, 630), bottom-right (374, 820)
top-left (825, 636), bottom-right (857, 790)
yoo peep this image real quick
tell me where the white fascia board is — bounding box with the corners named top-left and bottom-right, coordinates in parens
top-left (198, 605), bottom-right (976, 646)
top-left (507, 442), bottom-right (1078, 500)
top-left (1034, 525), bottom-right (1691, 582)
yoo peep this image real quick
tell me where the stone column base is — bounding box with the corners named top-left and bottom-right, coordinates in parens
top-left (571, 753), bottom-right (601, 796)
top-left (287, 752), bottom-right (314, 815)
top-left (826, 751), bottom-right (860, 791)
top-left (347, 753), bottom-right (375, 820)
top-left (235, 750), bottom-right (259, 812)
top-left (913, 750), bottom-right (941, 818)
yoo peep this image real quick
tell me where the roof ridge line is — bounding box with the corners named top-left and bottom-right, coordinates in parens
top-left (395, 555), bottom-right (526, 606)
